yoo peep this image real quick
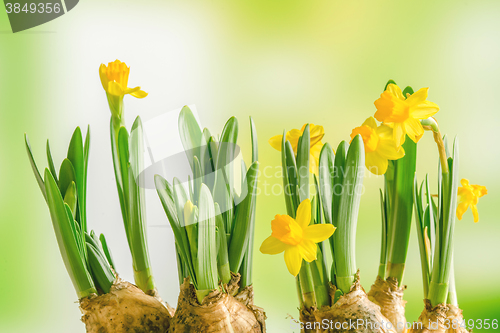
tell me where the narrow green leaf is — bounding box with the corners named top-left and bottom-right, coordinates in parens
top-left (280, 131), bottom-right (294, 216)
top-left (99, 234), bottom-right (116, 271)
top-left (296, 124), bottom-right (310, 202)
top-left (179, 106), bottom-right (203, 172)
top-left (155, 175), bottom-right (196, 287)
top-left (333, 135), bottom-right (364, 293)
top-left (67, 127), bottom-right (86, 231)
top-left (228, 161), bottom-right (259, 273)
top-left (44, 169), bottom-right (95, 299)
top-left (58, 158), bottom-right (76, 199)
top-left (250, 116), bottom-right (258, 164)
top-left (197, 184), bottom-right (218, 291)
top-left (284, 141), bottom-right (299, 216)
top-left (87, 242), bottom-right (115, 294)
top-left (25, 134), bottom-right (46, 201)
top-left (318, 143), bottom-right (335, 225)
top-left (215, 203), bottom-right (231, 285)
top-left (46, 140), bottom-right (59, 184)
top-left (63, 181), bottom-right (78, 217)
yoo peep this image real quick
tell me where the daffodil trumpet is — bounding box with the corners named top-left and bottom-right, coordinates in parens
top-left (100, 60), bottom-right (163, 302)
top-left (155, 106), bottom-right (266, 332)
top-left (25, 128), bottom-right (170, 333)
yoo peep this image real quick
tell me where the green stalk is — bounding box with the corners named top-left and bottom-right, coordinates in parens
top-left (428, 138), bottom-right (459, 307)
top-left (386, 139), bottom-right (417, 285)
top-left (298, 262), bottom-right (316, 309)
top-left (215, 204), bottom-right (231, 285)
top-left (108, 101), bottom-right (156, 294)
top-left (377, 189), bottom-right (388, 279)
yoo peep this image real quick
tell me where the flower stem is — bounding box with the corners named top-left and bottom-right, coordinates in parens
top-left (298, 262), bottom-right (316, 309)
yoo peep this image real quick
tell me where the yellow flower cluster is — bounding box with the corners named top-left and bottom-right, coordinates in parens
top-left (351, 83), bottom-right (439, 175)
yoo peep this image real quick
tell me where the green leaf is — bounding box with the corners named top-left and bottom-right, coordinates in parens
top-left (333, 141), bottom-right (348, 227)
top-left (155, 175), bottom-right (196, 287)
top-left (228, 161), bottom-right (259, 273)
top-left (179, 106), bottom-right (203, 172)
top-left (46, 140), bottom-right (59, 184)
top-left (280, 132), bottom-right (294, 216)
top-left (197, 184), bottom-right (218, 291)
top-left (333, 135), bottom-right (364, 293)
top-left (24, 134), bottom-right (46, 201)
top-left (215, 203), bottom-right (231, 285)
top-left (67, 127), bottom-right (86, 232)
top-left (86, 242), bottom-right (115, 294)
top-left (284, 141), bottom-right (299, 216)
top-left (44, 168), bottom-right (95, 299)
top-left (318, 143), bottom-right (335, 225)
top-left (193, 156), bottom-right (203, 205)
top-left (296, 124), bottom-right (310, 202)
top-left (83, 126), bottom-right (90, 211)
top-left (63, 181), bottom-right (78, 217)
top-left (99, 234), bottom-right (116, 271)
top-left (58, 158), bottom-right (76, 199)
top-left (250, 116), bottom-right (258, 164)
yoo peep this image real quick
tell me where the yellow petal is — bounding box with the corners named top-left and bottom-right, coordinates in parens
top-left (365, 151), bottom-right (388, 175)
top-left (410, 101), bottom-right (439, 119)
top-left (260, 236), bottom-right (287, 255)
top-left (303, 224), bottom-right (335, 243)
top-left (296, 199), bottom-right (311, 229)
top-left (284, 246), bottom-right (302, 276)
top-left (404, 118), bottom-right (424, 143)
top-left (99, 64), bottom-right (109, 92)
top-left (298, 239), bottom-right (318, 262)
top-left (377, 139), bottom-right (405, 160)
top-left (362, 117), bottom-right (378, 129)
top-left (130, 89), bottom-right (148, 98)
top-left (309, 142), bottom-right (323, 174)
top-left (393, 123), bottom-right (405, 147)
top-left (456, 202), bottom-right (469, 220)
top-left (107, 81), bottom-right (125, 96)
top-left (406, 87), bottom-right (429, 105)
top-left (460, 178), bottom-right (470, 187)
top-left (269, 135), bottom-right (283, 151)
top-left (471, 205), bottom-right (479, 223)
top-left (124, 86), bottom-right (141, 95)
top-left (386, 83), bottom-right (405, 100)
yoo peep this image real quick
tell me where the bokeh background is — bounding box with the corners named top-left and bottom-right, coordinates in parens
top-left (1, 0), bottom-right (499, 332)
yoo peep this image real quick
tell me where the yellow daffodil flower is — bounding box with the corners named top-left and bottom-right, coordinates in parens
top-left (456, 178), bottom-right (487, 223)
top-left (99, 60), bottom-right (147, 119)
top-left (374, 84), bottom-right (439, 147)
top-left (350, 117), bottom-right (405, 175)
top-left (260, 199), bottom-right (335, 276)
top-left (99, 60), bottom-right (148, 98)
top-left (269, 124), bottom-right (326, 174)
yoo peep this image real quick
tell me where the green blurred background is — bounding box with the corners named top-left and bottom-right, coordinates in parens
top-left (1, 0), bottom-right (499, 332)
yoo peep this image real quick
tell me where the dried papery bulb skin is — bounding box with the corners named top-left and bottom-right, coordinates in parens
top-left (367, 276), bottom-right (407, 333)
top-left (79, 278), bottom-right (171, 333)
top-left (408, 300), bottom-right (449, 333)
top-left (299, 306), bottom-right (320, 333)
top-left (313, 281), bottom-right (397, 333)
top-left (169, 275), bottom-right (266, 333)
top-left (445, 305), bottom-right (471, 333)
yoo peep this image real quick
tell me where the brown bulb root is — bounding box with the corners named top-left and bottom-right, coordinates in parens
top-left (409, 301), bottom-right (472, 333)
top-left (169, 274), bottom-right (266, 333)
top-left (313, 279), bottom-right (397, 333)
top-left (367, 276), bottom-right (407, 333)
top-left (80, 278), bottom-right (171, 333)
